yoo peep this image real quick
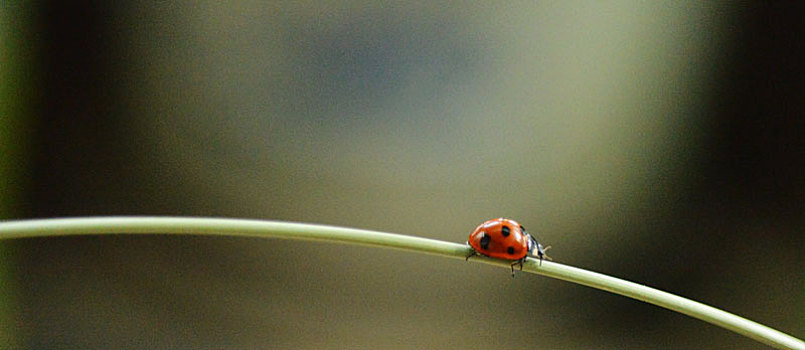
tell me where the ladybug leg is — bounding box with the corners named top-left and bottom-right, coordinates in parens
top-left (465, 250), bottom-right (477, 261)
top-left (534, 245), bottom-right (552, 266)
top-left (509, 258), bottom-right (525, 277)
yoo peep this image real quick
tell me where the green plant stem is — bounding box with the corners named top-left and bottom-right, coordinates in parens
top-left (0, 217), bottom-right (802, 350)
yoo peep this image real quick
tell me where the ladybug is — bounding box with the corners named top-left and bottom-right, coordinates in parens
top-left (466, 218), bottom-right (550, 275)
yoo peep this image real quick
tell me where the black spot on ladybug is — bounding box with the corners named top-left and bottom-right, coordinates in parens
top-left (501, 225), bottom-right (510, 237)
top-left (507, 247), bottom-right (515, 255)
top-left (479, 233), bottom-right (491, 250)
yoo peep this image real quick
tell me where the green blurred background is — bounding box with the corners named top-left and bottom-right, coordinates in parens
top-left (1, 1), bottom-right (802, 349)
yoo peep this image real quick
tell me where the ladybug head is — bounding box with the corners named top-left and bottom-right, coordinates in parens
top-left (526, 234), bottom-right (552, 264)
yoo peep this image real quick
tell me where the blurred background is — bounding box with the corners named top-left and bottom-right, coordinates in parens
top-left (1, 1), bottom-right (803, 349)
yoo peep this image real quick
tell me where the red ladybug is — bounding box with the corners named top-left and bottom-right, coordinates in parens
top-left (466, 218), bottom-right (550, 275)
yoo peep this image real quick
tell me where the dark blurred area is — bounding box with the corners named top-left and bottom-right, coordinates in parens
top-left (1, 2), bottom-right (802, 349)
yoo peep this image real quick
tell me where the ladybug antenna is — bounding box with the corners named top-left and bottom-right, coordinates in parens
top-left (542, 245), bottom-right (552, 259)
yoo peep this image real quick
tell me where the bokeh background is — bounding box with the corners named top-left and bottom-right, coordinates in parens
top-left (2, 1), bottom-right (803, 349)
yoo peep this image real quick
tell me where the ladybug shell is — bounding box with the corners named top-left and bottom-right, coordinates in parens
top-left (468, 218), bottom-right (530, 260)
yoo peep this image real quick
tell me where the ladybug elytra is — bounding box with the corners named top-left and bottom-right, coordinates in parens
top-left (466, 218), bottom-right (550, 275)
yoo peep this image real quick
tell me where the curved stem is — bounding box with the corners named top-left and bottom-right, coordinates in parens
top-left (0, 217), bottom-right (802, 350)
